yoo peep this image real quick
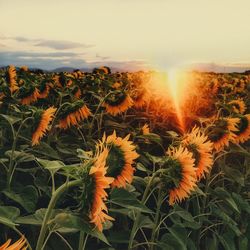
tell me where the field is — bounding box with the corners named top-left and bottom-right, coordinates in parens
top-left (0, 65), bottom-right (249, 250)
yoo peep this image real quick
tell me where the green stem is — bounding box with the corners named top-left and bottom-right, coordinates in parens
top-left (128, 170), bottom-right (162, 249)
top-left (88, 92), bottom-right (111, 137)
top-left (7, 117), bottom-right (33, 189)
top-left (78, 231), bottom-right (85, 250)
top-left (150, 190), bottom-right (164, 250)
top-left (36, 179), bottom-right (82, 250)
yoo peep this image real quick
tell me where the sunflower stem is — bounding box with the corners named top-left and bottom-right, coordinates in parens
top-left (88, 92), bottom-right (112, 137)
top-left (150, 189), bottom-right (164, 250)
top-left (128, 170), bottom-right (162, 249)
top-left (36, 179), bottom-right (82, 250)
top-left (78, 231), bottom-right (85, 250)
top-left (7, 117), bottom-right (33, 189)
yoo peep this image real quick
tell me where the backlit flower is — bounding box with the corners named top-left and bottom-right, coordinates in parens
top-left (89, 147), bottom-right (114, 231)
top-left (101, 131), bottom-right (139, 188)
top-left (182, 127), bottom-right (213, 180)
top-left (32, 107), bottom-right (57, 145)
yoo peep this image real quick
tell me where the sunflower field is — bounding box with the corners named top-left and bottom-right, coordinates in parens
top-left (0, 65), bottom-right (249, 250)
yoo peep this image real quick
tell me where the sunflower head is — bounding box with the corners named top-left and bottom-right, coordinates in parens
top-left (85, 147), bottom-right (114, 231)
top-left (182, 127), bottom-right (213, 179)
top-left (20, 65), bottom-right (29, 72)
top-left (207, 117), bottom-right (239, 151)
top-left (103, 90), bottom-right (133, 116)
top-left (207, 119), bottom-right (228, 143)
top-left (233, 114), bottom-right (250, 144)
top-left (101, 131), bottom-right (139, 188)
top-left (160, 157), bottom-right (182, 190)
top-left (228, 99), bottom-right (246, 114)
top-left (162, 146), bottom-right (196, 205)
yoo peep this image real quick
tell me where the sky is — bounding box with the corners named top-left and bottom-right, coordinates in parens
top-left (0, 0), bottom-right (250, 71)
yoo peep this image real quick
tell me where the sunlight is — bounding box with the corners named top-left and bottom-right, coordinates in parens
top-left (166, 69), bottom-right (185, 132)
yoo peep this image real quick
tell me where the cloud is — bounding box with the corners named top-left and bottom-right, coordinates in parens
top-left (96, 53), bottom-right (110, 60)
top-left (0, 51), bottom-right (87, 69)
top-left (0, 35), bottom-right (94, 50)
top-left (0, 50), bottom-right (148, 71)
top-left (35, 40), bottom-right (94, 50)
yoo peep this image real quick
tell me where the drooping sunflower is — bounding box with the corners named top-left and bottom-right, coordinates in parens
top-left (6, 65), bottom-right (18, 94)
top-left (207, 117), bottom-right (239, 152)
top-left (17, 84), bottom-right (40, 105)
top-left (32, 107), bottom-right (57, 145)
top-left (233, 78), bottom-right (245, 93)
top-left (161, 146), bottom-right (196, 205)
top-left (38, 81), bottom-right (51, 99)
top-left (58, 100), bottom-right (91, 129)
top-left (88, 147), bottom-right (114, 231)
top-left (228, 99), bottom-right (246, 114)
top-left (20, 65), bottom-right (28, 72)
top-left (100, 131), bottom-right (139, 188)
top-left (0, 236), bottom-right (27, 250)
top-left (103, 90), bottom-right (133, 116)
top-left (182, 127), bottom-right (213, 180)
top-left (234, 114), bottom-right (250, 144)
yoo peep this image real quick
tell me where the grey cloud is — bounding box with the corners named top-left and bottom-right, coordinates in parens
top-left (35, 40), bottom-right (94, 50)
top-left (96, 53), bottom-right (110, 60)
top-left (0, 35), bottom-right (94, 50)
top-left (0, 50), bottom-right (148, 71)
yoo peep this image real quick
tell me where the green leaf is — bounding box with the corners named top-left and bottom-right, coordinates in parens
top-left (16, 209), bottom-right (62, 226)
top-left (232, 193), bottom-right (250, 214)
top-left (213, 187), bottom-right (240, 213)
top-left (210, 204), bottom-right (241, 236)
top-left (0, 206), bottom-right (20, 228)
top-left (159, 227), bottom-right (187, 250)
top-left (137, 133), bottom-right (162, 144)
top-left (167, 225), bottom-right (187, 250)
top-left (172, 205), bottom-right (195, 223)
top-left (224, 166), bottom-right (245, 186)
top-left (54, 213), bottom-right (110, 245)
top-left (5, 150), bottom-right (35, 162)
top-left (217, 232), bottom-right (236, 250)
top-left (3, 185), bottom-right (38, 212)
top-left (36, 158), bottom-right (65, 174)
top-left (0, 114), bottom-right (21, 125)
top-left (110, 188), bottom-right (152, 213)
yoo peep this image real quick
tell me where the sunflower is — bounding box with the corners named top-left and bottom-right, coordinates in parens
top-left (89, 147), bottom-right (114, 231)
top-left (17, 85), bottom-right (40, 105)
top-left (6, 65), bottom-right (18, 94)
top-left (234, 114), bottom-right (250, 144)
top-left (131, 87), bottom-right (149, 109)
top-left (101, 131), bottom-right (139, 188)
top-left (228, 99), bottom-right (246, 114)
top-left (207, 117), bottom-right (239, 152)
top-left (161, 146), bottom-right (196, 205)
top-left (0, 236), bottom-right (27, 250)
top-left (32, 107), bottom-right (57, 145)
top-left (20, 65), bottom-right (28, 72)
top-left (182, 127), bottom-right (213, 180)
top-left (71, 86), bottom-right (81, 99)
top-left (38, 82), bottom-right (50, 99)
top-left (112, 82), bottom-right (123, 89)
top-left (141, 124), bottom-right (150, 135)
top-left (58, 100), bottom-right (91, 129)
top-left (234, 79), bottom-right (245, 93)
top-left (103, 91), bottom-right (133, 116)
